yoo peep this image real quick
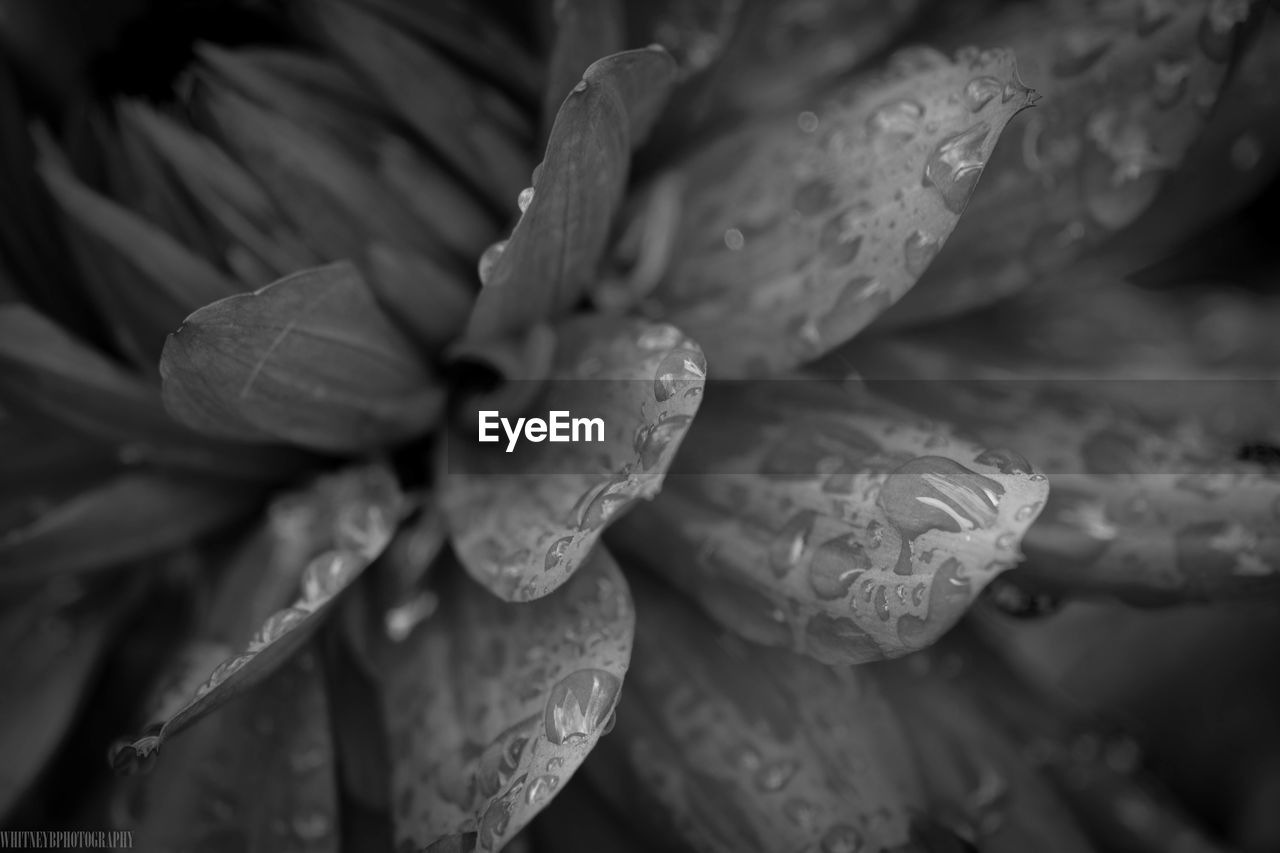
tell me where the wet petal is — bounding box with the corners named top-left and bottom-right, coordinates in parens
top-left (586, 574), bottom-right (929, 853)
top-left (648, 46), bottom-right (1032, 376)
top-left (378, 548), bottom-right (633, 852)
top-left (608, 379), bottom-right (1049, 663)
top-left (465, 47), bottom-right (678, 339)
top-left (542, 0), bottom-right (624, 140)
top-left (441, 316), bottom-right (704, 601)
top-left (109, 464), bottom-right (404, 770)
top-left (879, 0), bottom-right (1256, 328)
top-left (0, 473), bottom-right (256, 584)
top-left (160, 262), bottom-right (444, 453)
top-left (131, 652), bottom-right (341, 853)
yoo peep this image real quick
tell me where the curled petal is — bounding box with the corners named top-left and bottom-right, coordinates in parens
top-left (648, 46), bottom-right (1032, 375)
top-left (879, 0), bottom-right (1256, 327)
top-left (160, 262), bottom-right (444, 453)
top-left (609, 379), bottom-right (1049, 663)
top-left (586, 574), bottom-right (933, 853)
top-left (378, 548), bottom-right (634, 852)
top-left (466, 47), bottom-right (677, 339)
top-left (442, 316), bottom-right (704, 601)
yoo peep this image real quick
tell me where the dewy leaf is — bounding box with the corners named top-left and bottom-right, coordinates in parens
top-left (378, 548), bottom-right (634, 852)
top-left (441, 316), bottom-right (704, 602)
top-left (607, 379), bottom-right (1050, 664)
top-left (542, 0), bottom-right (624, 140)
top-left (877, 0), bottom-right (1256, 328)
top-left (160, 262), bottom-right (444, 453)
top-left (0, 473), bottom-right (256, 584)
top-left (847, 337), bottom-right (1280, 604)
top-left (0, 304), bottom-right (313, 480)
top-left (647, 46), bottom-right (1033, 376)
top-left (465, 47), bottom-right (678, 340)
top-left (110, 463), bottom-right (404, 771)
top-left (132, 653), bottom-right (340, 853)
top-left (586, 573), bottom-right (935, 853)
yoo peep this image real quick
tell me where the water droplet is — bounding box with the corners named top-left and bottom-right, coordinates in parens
top-left (635, 415), bottom-right (693, 470)
top-left (1052, 29), bottom-right (1113, 77)
top-left (251, 607), bottom-right (307, 650)
top-left (819, 216), bottom-right (863, 267)
top-left (797, 111), bottom-right (820, 133)
top-left (873, 585), bottom-right (891, 620)
top-left (996, 532), bottom-right (1016, 550)
top-left (964, 76), bottom-right (1003, 111)
top-left (544, 536), bottom-right (574, 572)
top-left (301, 552), bottom-right (357, 604)
top-left (1015, 501), bottom-right (1044, 522)
top-left (384, 590), bottom-right (439, 642)
top-left (784, 797), bottom-right (817, 830)
top-left (794, 179), bottom-right (837, 216)
top-left (820, 823), bottom-right (865, 853)
top-left (903, 230), bottom-right (940, 277)
top-left (724, 228), bottom-right (745, 250)
top-left (769, 511), bottom-right (817, 578)
top-left (572, 80), bottom-right (588, 93)
top-left (544, 669), bottom-right (622, 745)
top-left (867, 99), bottom-right (924, 142)
top-left (807, 534), bottom-right (870, 600)
top-left (479, 797), bottom-right (512, 849)
top-left (755, 759), bottom-right (799, 792)
top-left (208, 653), bottom-right (253, 686)
top-left (478, 240), bottom-right (507, 286)
top-left (1151, 59), bottom-right (1191, 108)
top-left (525, 774), bottom-right (559, 805)
top-left (517, 186), bottom-right (535, 213)
top-left (923, 122), bottom-right (990, 213)
top-left (731, 744), bottom-right (763, 770)
top-left (573, 477), bottom-right (633, 531)
top-left (292, 811), bottom-right (330, 841)
top-left (654, 350), bottom-right (706, 402)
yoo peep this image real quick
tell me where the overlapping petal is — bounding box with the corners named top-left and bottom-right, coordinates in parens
top-left (378, 548), bottom-right (633, 852)
top-left (645, 45), bottom-right (1033, 375)
top-left (609, 379), bottom-right (1048, 663)
top-left (442, 316), bottom-right (704, 601)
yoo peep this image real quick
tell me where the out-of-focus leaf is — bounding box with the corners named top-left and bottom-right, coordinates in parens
top-left (131, 652), bottom-right (341, 853)
top-left (586, 574), bottom-right (936, 853)
top-left (609, 379), bottom-right (1049, 663)
top-left (0, 415), bottom-right (118, 524)
top-left (531, 775), bottom-right (691, 853)
top-left (541, 0), bottom-right (624, 141)
top-left (441, 317), bottom-right (704, 601)
top-left (465, 48), bottom-right (677, 340)
top-left (363, 244), bottom-right (475, 351)
top-left (0, 581), bottom-right (138, 819)
top-left (160, 262), bottom-right (444, 453)
top-left (378, 548), bottom-right (634, 852)
top-left (849, 338), bottom-right (1280, 604)
top-left (878, 0), bottom-right (1255, 328)
top-left (626, 0), bottom-right (742, 81)
top-left (0, 304), bottom-right (313, 479)
top-left (109, 464), bottom-right (403, 771)
top-left (299, 0), bottom-right (534, 209)
top-left (322, 626), bottom-right (391, 812)
top-left (647, 46), bottom-right (1032, 376)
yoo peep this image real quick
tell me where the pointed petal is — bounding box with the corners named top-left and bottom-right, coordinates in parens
top-left (649, 46), bottom-right (1032, 375)
top-left (542, 0), bottom-right (624, 140)
top-left (132, 653), bottom-right (341, 853)
top-left (160, 262), bottom-right (444, 453)
top-left (442, 317), bottom-right (704, 601)
top-left (878, 0), bottom-right (1257, 328)
top-left (378, 548), bottom-right (633, 852)
top-left (587, 574), bottom-right (929, 853)
top-left (465, 47), bottom-right (678, 340)
top-left (110, 464), bottom-right (404, 771)
top-left (609, 379), bottom-right (1049, 663)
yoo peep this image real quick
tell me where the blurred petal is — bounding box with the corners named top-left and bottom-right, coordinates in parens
top-left (378, 548), bottom-right (634, 852)
top-left (532, 774), bottom-right (690, 853)
top-left (110, 463), bottom-right (403, 771)
top-left (587, 574), bottom-right (935, 853)
top-left (442, 317), bottom-right (704, 601)
top-left (648, 46), bottom-right (1032, 376)
top-left (466, 47), bottom-right (677, 339)
top-left (625, 0), bottom-right (740, 81)
top-left (609, 379), bottom-right (1049, 663)
top-left (849, 338), bottom-right (1280, 604)
top-left (160, 262), bottom-right (444, 453)
top-left (131, 652), bottom-right (341, 853)
top-left (363, 244), bottom-right (475, 351)
top-left (0, 473), bottom-right (256, 584)
top-left (542, 0), bottom-right (624, 140)
top-left (879, 0), bottom-right (1256, 328)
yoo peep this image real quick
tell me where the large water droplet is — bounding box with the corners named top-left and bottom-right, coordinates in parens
top-left (820, 823), bottom-right (865, 853)
top-left (525, 774), bottom-right (559, 806)
top-left (654, 350), bottom-right (706, 402)
top-left (807, 534), bottom-right (870, 600)
top-left (250, 607), bottom-right (307, 650)
top-left (635, 415), bottom-right (693, 470)
top-left (573, 476), bottom-right (633, 531)
top-left (964, 77), bottom-right (1003, 112)
top-left (301, 552), bottom-right (358, 605)
top-left (867, 100), bottom-right (924, 142)
top-left (923, 122), bottom-right (990, 213)
top-left (755, 759), bottom-right (800, 792)
top-left (544, 669), bottom-right (622, 745)
top-left (770, 511), bottom-right (817, 578)
top-left (544, 536), bottom-right (574, 572)
top-left (517, 186), bottom-right (535, 213)
top-left (903, 230), bottom-right (940, 277)
top-left (478, 240), bottom-right (507, 286)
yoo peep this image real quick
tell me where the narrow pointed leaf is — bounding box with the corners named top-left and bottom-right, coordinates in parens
top-left (379, 549), bottom-right (634, 852)
top-left (110, 464), bottom-right (403, 769)
top-left (441, 316), bottom-right (704, 601)
top-left (133, 653), bottom-right (341, 853)
top-left (587, 574), bottom-right (931, 853)
top-left (878, 0), bottom-right (1256, 328)
top-left (649, 46), bottom-right (1032, 376)
top-left (609, 379), bottom-right (1049, 663)
top-left (160, 262), bottom-right (444, 453)
top-left (466, 48), bottom-right (678, 340)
